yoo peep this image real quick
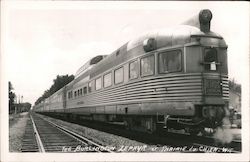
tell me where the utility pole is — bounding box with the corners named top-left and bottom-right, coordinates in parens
top-left (14, 96), bottom-right (17, 114)
top-left (17, 95), bottom-right (20, 114)
top-left (21, 95), bottom-right (23, 112)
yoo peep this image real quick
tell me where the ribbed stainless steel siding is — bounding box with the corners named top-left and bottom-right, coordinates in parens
top-left (221, 75), bottom-right (229, 100)
top-left (75, 74), bottom-right (203, 107)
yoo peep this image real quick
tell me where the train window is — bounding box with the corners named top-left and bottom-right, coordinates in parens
top-left (114, 67), bottom-right (124, 84)
top-left (88, 81), bottom-right (94, 93)
top-left (104, 72), bottom-right (112, 88)
top-left (158, 50), bottom-right (181, 73)
top-left (95, 77), bottom-right (102, 90)
top-left (141, 55), bottom-right (155, 76)
top-left (129, 60), bottom-right (138, 80)
top-left (68, 92), bottom-right (70, 99)
top-left (69, 91), bottom-right (72, 99)
top-left (77, 89), bottom-right (80, 96)
top-left (88, 82), bottom-right (92, 93)
top-left (80, 89), bottom-right (83, 96)
top-left (83, 86), bottom-right (87, 95)
top-left (74, 91), bottom-right (77, 98)
top-left (204, 48), bottom-right (218, 71)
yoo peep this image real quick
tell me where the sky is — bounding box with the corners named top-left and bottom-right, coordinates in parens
top-left (1, 1), bottom-right (249, 105)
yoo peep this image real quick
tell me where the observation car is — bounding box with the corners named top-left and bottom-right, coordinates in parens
top-left (34, 9), bottom-right (229, 134)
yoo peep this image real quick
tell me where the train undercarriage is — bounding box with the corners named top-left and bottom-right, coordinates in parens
top-left (38, 104), bottom-right (227, 136)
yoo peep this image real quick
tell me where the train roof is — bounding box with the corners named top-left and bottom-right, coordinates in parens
top-left (127, 25), bottom-right (224, 51)
top-left (75, 55), bottom-right (107, 79)
top-left (127, 9), bottom-right (226, 52)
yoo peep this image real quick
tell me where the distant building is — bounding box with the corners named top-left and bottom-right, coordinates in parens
top-left (229, 90), bottom-right (241, 112)
top-left (13, 102), bottom-right (31, 113)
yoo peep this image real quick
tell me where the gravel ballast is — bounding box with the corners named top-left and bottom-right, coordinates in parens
top-left (9, 112), bottom-right (30, 152)
top-left (35, 113), bottom-right (156, 152)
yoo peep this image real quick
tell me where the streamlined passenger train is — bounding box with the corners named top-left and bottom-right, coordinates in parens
top-left (34, 9), bottom-right (229, 134)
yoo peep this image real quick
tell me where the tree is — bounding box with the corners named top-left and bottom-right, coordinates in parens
top-left (49, 75), bottom-right (74, 94)
top-left (9, 81), bottom-right (16, 114)
top-left (35, 74), bottom-right (74, 105)
top-left (229, 78), bottom-right (241, 94)
top-left (20, 102), bottom-right (32, 112)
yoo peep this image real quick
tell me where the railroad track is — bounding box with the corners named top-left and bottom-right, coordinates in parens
top-left (36, 113), bottom-right (242, 153)
top-left (21, 113), bottom-right (113, 153)
top-left (21, 117), bottom-right (39, 152)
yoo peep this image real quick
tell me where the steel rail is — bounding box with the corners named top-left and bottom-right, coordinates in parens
top-left (37, 115), bottom-right (114, 153)
top-left (30, 114), bottom-right (45, 152)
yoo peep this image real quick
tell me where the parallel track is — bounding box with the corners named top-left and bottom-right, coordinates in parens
top-left (47, 114), bottom-right (241, 153)
top-left (21, 113), bottom-right (113, 153)
top-left (21, 116), bottom-right (39, 152)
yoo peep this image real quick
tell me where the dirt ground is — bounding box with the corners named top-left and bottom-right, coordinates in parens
top-left (9, 112), bottom-right (29, 152)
